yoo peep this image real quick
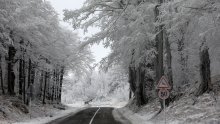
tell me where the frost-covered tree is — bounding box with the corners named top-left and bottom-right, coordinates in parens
top-left (64, 0), bottom-right (160, 106)
top-left (62, 65), bottom-right (129, 105)
top-left (160, 0), bottom-right (220, 95)
top-left (0, 0), bottom-right (93, 105)
top-left (64, 0), bottom-right (220, 109)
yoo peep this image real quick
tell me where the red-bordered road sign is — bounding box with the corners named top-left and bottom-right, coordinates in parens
top-left (158, 89), bottom-right (170, 100)
top-left (156, 76), bottom-right (171, 89)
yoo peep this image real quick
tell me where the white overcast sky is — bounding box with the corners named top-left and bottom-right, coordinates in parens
top-left (47, 0), bottom-right (110, 63)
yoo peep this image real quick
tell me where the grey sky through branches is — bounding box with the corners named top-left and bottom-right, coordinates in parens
top-left (47, 0), bottom-right (110, 63)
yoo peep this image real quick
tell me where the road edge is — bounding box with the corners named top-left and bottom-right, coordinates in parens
top-left (44, 107), bottom-right (88, 124)
top-left (112, 108), bottom-right (132, 124)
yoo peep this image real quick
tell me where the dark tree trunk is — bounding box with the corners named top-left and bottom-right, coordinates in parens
top-left (43, 71), bottom-right (48, 104)
top-left (22, 60), bottom-right (26, 104)
top-left (19, 39), bottom-right (25, 96)
top-left (140, 66), bottom-right (147, 104)
top-left (129, 88), bottom-right (132, 99)
top-left (19, 59), bottom-right (24, 95)
top-left (128, 66), bottom-right (136, 93)
top-left (26, 59), bottom-right (35, 105)
top-left (46, 72), bottom-right (51, 102)
top-left (54, 69), bottom-right (57, 102)
top-left (196, 41), bottom-right (212, 96)
top-left (39, 71), bottom-right (44, 98)
top-left (28, 59), bottom-right (32, 87)
top-left (143, 78), bottom-right (154, 101)
top-left (165, 31), bottom-right (173, 90)
top-left (155, 5), bottom-right (164, 84)
top-left (164, 30), bottom-right (174, 106)
top-left (30, 63), bottom-right (35, 86)
top-left (135, 67), bottom-right (141, 106)
top-left (56, 69), bottom-right (60, 103)
top-left (155, 2), bottom-right (164, 110)
top-left (0, 55), bottom-right (5, 94)
top-left (52, 70), bottom-right (55, 102)
top-left (30, 67), bottom-right (35, 100)
top-left (58, 66), bottom-right (64, 103)
top-left (135, 65), bottom-right (147, 106)
top-left (7, 45), bottom-right (16, 95)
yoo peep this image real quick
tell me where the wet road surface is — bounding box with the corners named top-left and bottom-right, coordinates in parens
top-left (47, 107), bottom-right (128, 124)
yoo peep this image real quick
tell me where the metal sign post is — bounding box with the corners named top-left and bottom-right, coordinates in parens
top-left (163, 99), bottom-right (166, 124)
top-left (156, 76), bottom-right (171, 124)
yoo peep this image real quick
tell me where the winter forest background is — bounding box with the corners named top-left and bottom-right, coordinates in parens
top-left (0, 0), bottom-right (220, 123)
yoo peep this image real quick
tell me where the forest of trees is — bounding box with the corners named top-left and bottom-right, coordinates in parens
top-left (0, 0), bottom-right (93, 106)
top-left (64, 0), bottom-right (220, 111)
top-left (1, 0), bottom-right (220, 117)
top-left (62, 65), bottom-right (129, 104)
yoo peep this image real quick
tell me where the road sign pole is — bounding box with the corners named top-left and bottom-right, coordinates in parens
top-left (156, 76), bottom-right (171, 124)
top-left (163, 99), bottom-right (166, 124)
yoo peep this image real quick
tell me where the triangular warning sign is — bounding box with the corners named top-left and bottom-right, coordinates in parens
top-left (156, 76), bottom-right (171, 89)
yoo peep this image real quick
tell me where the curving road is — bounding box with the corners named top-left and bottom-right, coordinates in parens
top-left (47, 107), bottom-right (130, 124)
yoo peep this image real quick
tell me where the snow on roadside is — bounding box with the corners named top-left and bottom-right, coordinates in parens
top-left (116, 93), bottom-right (220, 124)
top-left (115, 106), bottom-right (154, 124)
top-left (113, 107), bottom-right (152, 124)
top-left (13, 107), bottom-right (84, 124)
top-left (66, 101), bottom-right (85, 108)
top-left (0, 95), bottom-right (86, 124)
top-left (90, 98), bottom-right (128, 108)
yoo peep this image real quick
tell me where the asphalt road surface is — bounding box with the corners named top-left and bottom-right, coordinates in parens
top-left (47, 107), bottom-right (130, 124)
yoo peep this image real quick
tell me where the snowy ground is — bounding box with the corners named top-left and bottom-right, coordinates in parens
top-left (0, 95), bottom-right (83, 124)
top-left (67, 98), bottom-right (128, 108)
top-left (14, 107), bottom-right (83, 124)
top-left (90, 99), bottom-right (128, 108)
top-left (116, 93), bottom-right (220, 124)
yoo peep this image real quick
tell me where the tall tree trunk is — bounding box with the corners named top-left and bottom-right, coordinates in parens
top-left (155, 5), bottom-right (164, 84)
top-left (7, 45), bottom-right (16, 95)
top-left (0, 55), bottom-right (5, 94)
top-left (47, 72), bottom-right (51, 102)
top-left (28, 59), bottom-right (32, 87)
top-left (135, 65), bottom-right (147, 106)
top-left (165, 31), bottom-right (173, 90)
top-left (43, 71), bottom-right (48, 104)
top-left (140, 65), bottom-right (147, 104)
top-left (129, 66), bottom-right (136, 93)
top-left (135, 67), bottom-right (141, 106)
top-left (129, 88), bottom-right (132, 99)
top-left (19, 59), bottom-right (24, 96)
top-left (128, 50), bottom-right (136, 94)
top-left (52, 70), bottom-right (55, 102)
top-left (155, 1), bottom-right (164, 110)
top-left (30, 63), bottom-right (35, 87)
top-left (196, 39), bottom-right (212, 96)
top-left (19, 39), bottom-right (25, 97)
top-left (26, 59), bottom-right (35, 105)
top-left (56, 69), bottom-right (60, 103)
top-left (39, 71), bottom-right (44, 98)
top-left (23, 61), bottom-right (26, 104)
top-left (164, 31), bottom-right (174, 106)
top-left (26, 59), bottom-right (31, 105)
top-left (58, 66), bottom-right (64, 103)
